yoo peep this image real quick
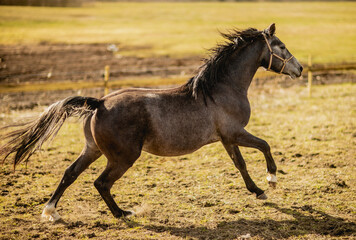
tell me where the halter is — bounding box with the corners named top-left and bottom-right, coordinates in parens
top-left (262, 33), bottom-right (294, 74)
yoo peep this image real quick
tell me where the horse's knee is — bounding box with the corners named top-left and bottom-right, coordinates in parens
top-left (259, 139), bottom-right (270, 153)
top-left (94, 178), bottom-right (107, 192)
top-left (94, 173), bottom-right (115, 193)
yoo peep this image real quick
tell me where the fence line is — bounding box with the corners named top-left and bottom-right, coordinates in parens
top-left (104, 65), bottom-right (110, 96)
top-left (0, 65), bottom-right (200, 81)
top-left (304, 59), bottom-right (356, 97)
top-left (1, 60), bottom-right (355, 95)
top-left (305, 62), bottom-right (356, 72)
top-left (3, 61), bottom-right (355, 82)
top-left (308, 55), bottom-right (313, 97)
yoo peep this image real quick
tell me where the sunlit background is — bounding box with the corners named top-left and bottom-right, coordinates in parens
top-left (0, 1), bottom-right (355, 239)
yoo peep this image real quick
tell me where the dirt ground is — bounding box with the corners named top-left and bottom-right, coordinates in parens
top-left (0, 43), bottom-right (198, 111)
top-left (0, 83), bottom-right (355, 240)
top-left (0, 43), bottom-right (201, 85)
top-left (1, 43), bottom-right (355, 112)
top-left (0, 44), bottom-right (355, 240)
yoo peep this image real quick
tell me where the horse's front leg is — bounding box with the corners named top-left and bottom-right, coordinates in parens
top-left (223, 144), bottom-right (267, 199)
top-left (234, 129), bottom-right (277, 188)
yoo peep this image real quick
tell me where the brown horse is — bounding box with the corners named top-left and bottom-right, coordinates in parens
top-left (0, 24), bottom-right (303, 221)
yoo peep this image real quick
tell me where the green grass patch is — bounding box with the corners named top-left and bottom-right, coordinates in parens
top-left (0, 2), bottom-right (356, 63)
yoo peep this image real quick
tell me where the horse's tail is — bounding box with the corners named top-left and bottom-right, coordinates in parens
top-left (0, 96), bottom-right (102, 169)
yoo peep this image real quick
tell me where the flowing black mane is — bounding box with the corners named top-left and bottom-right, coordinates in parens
top-left (186, 28), bottom-right (263, 103)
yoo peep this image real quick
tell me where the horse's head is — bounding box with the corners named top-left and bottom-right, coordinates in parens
top-left (261, 23), bottom-right (303, 78)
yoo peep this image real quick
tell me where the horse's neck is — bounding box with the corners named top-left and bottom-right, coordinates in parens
top-left (224, 42), bottom-right (263, 94)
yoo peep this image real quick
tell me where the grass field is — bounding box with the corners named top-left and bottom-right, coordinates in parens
top-left (0, 83), bottom-right (355, 239)
top-left (1, 2), bottom-right (356, 63)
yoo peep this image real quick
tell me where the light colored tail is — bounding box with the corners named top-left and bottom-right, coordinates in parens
top-left (0, 96), bottom-right (101, 168)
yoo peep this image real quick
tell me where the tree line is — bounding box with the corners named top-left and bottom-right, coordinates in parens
top-left (0, 0), bottom-right (87, 7)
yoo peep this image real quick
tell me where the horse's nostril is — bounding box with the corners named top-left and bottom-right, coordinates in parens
top-left (300, 66), bottom-right (304, 72)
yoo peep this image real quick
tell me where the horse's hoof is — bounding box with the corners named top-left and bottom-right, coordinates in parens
top-left (267, 173), bottom-right (277, 189)
top-left (124, 210), bottom-right (135, 218)
top-left (41, 204), bottom-right (61, 222)
top-left (116, 210), bottom-right (135, 218)
top-left (269, 181), bottom-right (277, 188)
top-left (257, 193), bottom-right (268, 200)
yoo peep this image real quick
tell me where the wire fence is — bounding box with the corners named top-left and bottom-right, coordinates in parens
top-left (3, 61), bottom-right (355, 82)
top-left (1, 65), bottom-right (200, 81)
top-left (305, 57), bottom-right (356, 97)
top-left (0, 59), bottom-right (355, 112)
top-left (1, 55), bottom-right (355, 98)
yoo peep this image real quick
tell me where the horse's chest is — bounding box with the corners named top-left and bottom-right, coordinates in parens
top-left (232, 99), bottom-right (251, 126)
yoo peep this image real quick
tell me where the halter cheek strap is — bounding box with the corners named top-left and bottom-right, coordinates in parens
top-left (262, 33), bottom-right (294, 74)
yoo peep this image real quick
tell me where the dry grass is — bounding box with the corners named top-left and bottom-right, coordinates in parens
top-left (0, 2), bottom-right (356, 63)
top-left (0, 83), bottom-right (355, 239)
top-left (0, 76), bottom-right (187, 93)
top-left (0, 70), bottom-right (277, 94)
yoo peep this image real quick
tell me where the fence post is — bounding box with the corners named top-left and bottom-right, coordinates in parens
top-left (308, 55), bottom-right (313, 98)
top-left (104, 65), bottom-right (110, 96)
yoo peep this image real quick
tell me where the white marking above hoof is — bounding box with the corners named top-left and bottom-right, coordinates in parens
top-left (257, 193), bottom-right (268, 200)
top-left (267, 173), bottom-right (277, 183)
top-left (41, 204), bottom-right (61, 222)
top-left (125, 210), bottom-right (136, 218)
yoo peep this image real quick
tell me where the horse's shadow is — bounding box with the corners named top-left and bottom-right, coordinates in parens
top-left (141, 202), bottom-right (356, 240)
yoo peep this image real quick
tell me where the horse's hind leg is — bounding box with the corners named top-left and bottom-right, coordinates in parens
top-left (94, 148), bottom-right (140, 218)
top-left (223, 144), bottom-right (266, 199)
top-left (42, 145), bottom-right (102, 221)
top-left (42, 117), bottom-right (102, 221)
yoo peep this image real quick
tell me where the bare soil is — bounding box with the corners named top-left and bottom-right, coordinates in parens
top-left (0, 43), bottom-right (200, 111)
top-left (0, 83), bottom-right (355, 240)
top-left (0, 43), bottom-right (355, 112)
top-left (0, 43), bottom-right (201, 85)
top-left (0, 43), bottom-right (355, 240)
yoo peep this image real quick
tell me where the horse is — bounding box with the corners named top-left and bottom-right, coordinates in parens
top-left (0, 23), bottom-right (303, 221)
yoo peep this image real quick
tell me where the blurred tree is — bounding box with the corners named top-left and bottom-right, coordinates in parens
top-left (0, 0), bottom-right (86, 7)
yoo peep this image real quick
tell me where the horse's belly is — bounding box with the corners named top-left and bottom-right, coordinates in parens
top-left (142, 135), bottom-right (219, 157)
top-left (142, 145), bottom-right (199, 156)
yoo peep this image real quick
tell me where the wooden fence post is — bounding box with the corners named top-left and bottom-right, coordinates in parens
top-left (308, 55), bottom-right (313, 98)
top-left (104, 65), bottom-right (110, 96)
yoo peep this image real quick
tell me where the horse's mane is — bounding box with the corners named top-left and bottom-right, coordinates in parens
top-left (185, 28), bottom-right (263, 103)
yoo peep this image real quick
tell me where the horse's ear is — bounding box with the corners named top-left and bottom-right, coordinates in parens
top-left (265, 23), bottom-right (276, 36)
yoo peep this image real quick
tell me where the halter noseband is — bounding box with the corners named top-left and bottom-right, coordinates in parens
top-left (262, 33), bottom-right (294, 74)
